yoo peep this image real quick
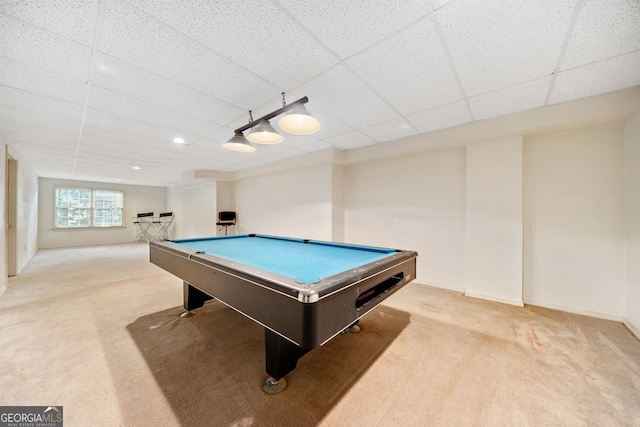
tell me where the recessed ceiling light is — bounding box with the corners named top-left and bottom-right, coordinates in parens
top-left (132, 166), bottom-right (141, 170)
top-left (173, 137), bottom-right (186, 144)
top-left (116, 179), bottom-right (121, 182)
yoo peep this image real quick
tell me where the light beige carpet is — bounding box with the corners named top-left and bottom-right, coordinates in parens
top-left (0, 243), bottom-right (639, 426)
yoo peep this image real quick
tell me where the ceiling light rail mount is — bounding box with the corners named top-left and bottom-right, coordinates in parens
top-left (223, 93), bottom-right (320, 152)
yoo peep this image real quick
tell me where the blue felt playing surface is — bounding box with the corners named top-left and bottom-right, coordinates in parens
top-left (173, 235), bottom-right (396, 284)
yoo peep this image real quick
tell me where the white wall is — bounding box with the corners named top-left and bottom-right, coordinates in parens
top-left (235, 165), bottom-right (334, 240)
top-left (38, 178), bottom-right (166, 248)
top-left (0, 142), bottom-right (7, 292)
top-left (215, 181), bottom-right (235, 236)
top-left (524, 124), bottom-right (626, 319)
top-left (344, 149), bottom-right (466, 289)
top-left (465, 137), bottom-right (523, 306)
top-left (625, 113), bottom-right (640, 337)
top-left (167, 182), bottom-right (217, 239)
top-left (1, 132), bottom-right (39, 281)
top-left (331, 165), bottom-right (345, 242)
top-left (16, 152), bottom-right (38, 273)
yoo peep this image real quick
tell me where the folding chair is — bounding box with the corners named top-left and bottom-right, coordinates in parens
top-left (216, 211), bottom-right (236, 236)
top-left (133, 212), bottom-right (154, 242)
top-left (151, 212), bottom-right (174, 241)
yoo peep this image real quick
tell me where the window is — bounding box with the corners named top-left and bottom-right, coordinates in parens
top-left (55, 188), bottom-right (124, 228)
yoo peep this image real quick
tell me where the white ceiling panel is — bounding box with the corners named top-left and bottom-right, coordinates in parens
top-left (279, 106), bottom-right (353, 141)
top-left (0, 57), bottom-right (87, 105)
top-left (0, 0), bottom-right (99, 46)
top-left (294, 65), bottom-right (398, 129)
top-left (325, 131), bottom-right (377, 150)
top-left (279, 0), bottom-right (428, 59)
top-left (430, 0), bottom-right (455, 10)
top-left (292, 140), bottom-right (334, 153)
top-left (0, 104), bottom-right (81, 132)
top-left (0, 119), bottom-right (79, 141)
top-left (81, 123), bottom-right (188, 152)
top-left (436, 0), bottom-right (575, 96)
top-left (347, 18), bottom-right (462, 115)
top-left (469, 76), bottom-right (552, 121)
top-left (88, 86), bottom-right (221, 137)
top-left (406, 100), bottom-right (472, 134)
top-left (361, 118), bottom-right (418, 143)
top-left (274, 148), bottom-right (309, 159)
top-left (550, 50), bottom-right (640, 105)
top-left (80, 135), bottom-right (177, 157)
top-left (0, 0), bottom-right (637, 186)
top-left (83, 108), bottom-right (203, 144)
top-left (6, 133), bottom-right (77, 149)
top-left (99, 0), bottom-right (277, 109)
top-left (92, 53), bottom-right (245, 126)
top-left (561, 0), bottom-right (640, 70)
top-left (127, 0), bottom-right (339, 89)
top-left (0, 85), bottom-right (84, 121)
top-left (0, 13), bottom-right (92, 81)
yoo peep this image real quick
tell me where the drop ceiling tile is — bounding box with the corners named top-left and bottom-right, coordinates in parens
top-left (469, 76), bottom-right (552, 121)
top-left (0, 85), bottom-right (84, 121)
top-left (88, 86), bottom-right (220, 137)
top-left (0, 119), bottom-right (79, 141)
top-left (431, 0), bottom-right (455, 10)
top-left (182, 143), bottom-right (251, 164)
top-left (325, 131), bottom-right (377, 150)
top-left (127, 0), bottom-right (338, 88)
top-left (294, 65), bottom-right (398, 129)
top-left (92, 53), bottom-right (245, 125)
top-left (99, 0), bottom-right (277, 109)
top-left (279, 0), bottom-right (429, 59)
top-left (0, 14), bottom-right (92, 81)
top-left (80, 134), bottom-right (177, 156)
top-left (83, 106), bottom-right (205, 144)
top-left (561, 0), bottom-right (640, 70)
top-left (274, 148), bottom-right (308, 159)
top-left (436, 0), bottom-right (574, 96)
top-left (0, 105), bottom-right (81, 132)
top-left (8, 134), bottom-right (77, 150)
top-left (549, 50), bottom-right (640, 105)
top-left (406, 100), bottom-right (472, 133)
top-left (0, 0), bottom-right (99, 46)
top-left (0, 57), bottom-right (87, 105)
top-left (78, 145), bottom-right (170, 163)
top-left (347, 19), bottom-right (462, 115)
top-left (17, 149), bottom-right (75, 162)
top-left (360, 118), bottom-right (418, 143)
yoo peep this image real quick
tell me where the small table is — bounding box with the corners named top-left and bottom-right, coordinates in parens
top-left (150, 234), bottom-right (417, 393)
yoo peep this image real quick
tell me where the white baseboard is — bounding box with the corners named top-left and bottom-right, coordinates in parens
top-left (624, 319), bottom-right (640, 341)
top-left (413, 280), bottom-right (466, 293)
top-left (0, 285), bottom-right (7, 299)
top-left (523, 299), bottom-right (624, 322)
top-left (465, 291), bottom-right (524, 307)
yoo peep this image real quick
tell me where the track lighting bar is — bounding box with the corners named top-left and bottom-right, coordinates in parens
top-left (234, 96), bottom-right (309, 134)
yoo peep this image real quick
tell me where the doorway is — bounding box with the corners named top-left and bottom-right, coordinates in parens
top-left (6, 153), bottom-right (17, 277)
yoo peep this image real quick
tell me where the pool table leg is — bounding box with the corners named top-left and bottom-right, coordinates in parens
top-left (180, 281), bottom-right (214, 318)
top-left (262, 329), bottom-right (310, 394)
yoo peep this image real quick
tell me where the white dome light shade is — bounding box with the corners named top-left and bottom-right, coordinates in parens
top-left (222, 132), bottom-right (255, 152)
top-left (278, 104), bottom-right (321, 135)
top-left (246, 120), bottom-right (284, 144)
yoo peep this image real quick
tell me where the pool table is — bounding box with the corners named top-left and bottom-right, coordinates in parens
top-left (149, 234), bottom-right (417, 394)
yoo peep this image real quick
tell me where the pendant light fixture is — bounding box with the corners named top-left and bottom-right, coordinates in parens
top-left (246, 120), bottom-right (284, 144)
top-left (222, 93), bottom-right (320, 152)
top-left (278, 103), bottom-right (321, 135)
top-left (222, 131), bottom-right (255, 152)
